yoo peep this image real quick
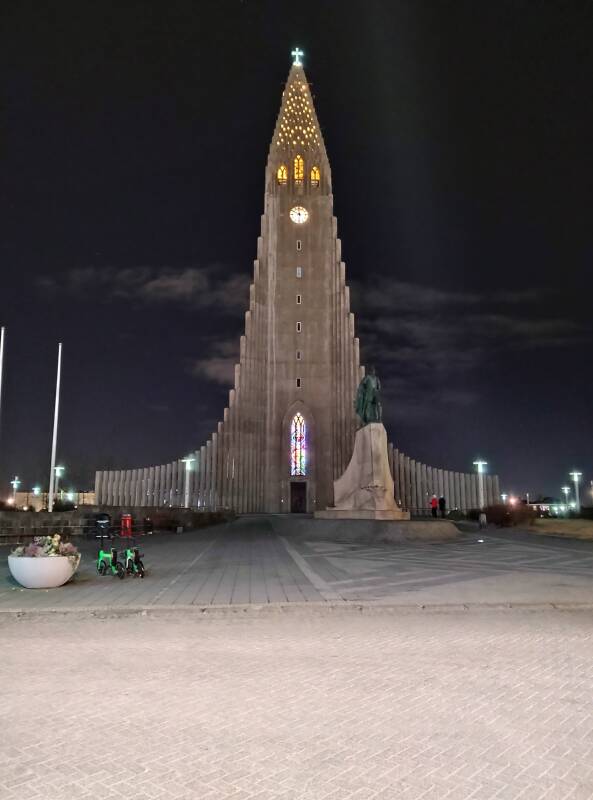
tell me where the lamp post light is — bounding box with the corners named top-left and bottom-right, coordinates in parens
top-left (53, 465), bottom-right (65, 504)
top-left (473, 459), bottom-right (488, 510)
top-left (10, 476), bottom-right (20, 501)
top-left (181, 456), bottom-right (195, 509)
top-left (501, 493), bottom-right (508, 504)
top-left (569, 471), bottom-right (582, 513)
top-left (32, 486), bottom-right (41, 496)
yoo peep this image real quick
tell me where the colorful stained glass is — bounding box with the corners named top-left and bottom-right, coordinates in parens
top-left (290, 413), bottom-right (307, 476)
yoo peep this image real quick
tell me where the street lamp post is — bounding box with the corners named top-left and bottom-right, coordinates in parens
top-left (52, 466), bottom-right (65, 507)
top-left (473, 460), bottom-right (488, 510)
top-left (10, 476), bottom-right (20, 502)
top-left (562, 486), bottom-right (570, 512)
top-left (181, 457), bottom-right (195, 509)
top-left (569, 471), bottom-right (582, 512)
top-left (501, 493), bottom-right (508, 504)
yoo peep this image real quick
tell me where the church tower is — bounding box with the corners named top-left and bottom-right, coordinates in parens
top-left (239, 50), bottom-right (361, 512)
top-left (94, 51), bottom-right (501, 514)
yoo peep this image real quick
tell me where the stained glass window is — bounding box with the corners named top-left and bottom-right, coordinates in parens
top-left (290, 413), bottom-right (307, 476)
top-left (294, 155), bottom-right (304, 182)
top-left (277, 165), bottom-right (288, 185)
top-left (310, 165), bottom-right (320, 186)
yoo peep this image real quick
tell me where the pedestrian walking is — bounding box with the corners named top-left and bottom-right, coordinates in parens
top-left (430, 494), bottom-right (438, 518)
top-left (439, 495), bottom-right (447, 518)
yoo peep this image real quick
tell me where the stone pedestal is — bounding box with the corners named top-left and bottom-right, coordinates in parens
top-left (315, 423), bottom-right (410, 520)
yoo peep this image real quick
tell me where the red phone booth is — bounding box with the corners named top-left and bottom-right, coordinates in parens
top-left (120, 513), bottom-right (133, 537)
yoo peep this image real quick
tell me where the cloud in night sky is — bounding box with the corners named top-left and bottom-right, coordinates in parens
top-left (37, 265), bottom-right (250, 313)
top-left (187, 338), bottom-right (238, 386)
top-left (352, 276), bottom-right (590, 422)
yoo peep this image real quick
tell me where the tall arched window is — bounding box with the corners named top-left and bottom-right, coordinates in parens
top-left (277, 165), bottom-right (287, 185)
top-left (310, 166), bottom-right (320, 187)
top-left (294, 155), bottom-right (304, 183)
top-left (290, 413), bottom-right (307, 476)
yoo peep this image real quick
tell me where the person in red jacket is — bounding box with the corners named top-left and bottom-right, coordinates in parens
top-left (430, 495), bottom-right (438, 518)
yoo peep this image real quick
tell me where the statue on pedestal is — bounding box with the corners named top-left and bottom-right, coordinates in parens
top-left (315, 364), bottom-right (410, 520)
top-left (355, 366), bottom-right (382, 425)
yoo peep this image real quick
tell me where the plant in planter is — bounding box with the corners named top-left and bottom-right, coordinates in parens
top-left (8, 534), bottom-right (81, 589)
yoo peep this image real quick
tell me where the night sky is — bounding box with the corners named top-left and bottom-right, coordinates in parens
top-left (1, 1), bottom-right (592, 501)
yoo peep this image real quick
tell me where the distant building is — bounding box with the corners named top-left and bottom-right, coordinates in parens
top-left (6, 491), bottom-right (96, 512)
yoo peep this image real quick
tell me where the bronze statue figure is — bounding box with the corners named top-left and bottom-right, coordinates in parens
top-left (355, 366), bottom-right (382, 425)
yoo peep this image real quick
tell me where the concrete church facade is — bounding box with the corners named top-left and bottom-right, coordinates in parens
top-left (95, 55), bottom-right (500, 514)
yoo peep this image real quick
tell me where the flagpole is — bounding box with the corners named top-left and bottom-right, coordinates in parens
top-left (48, 342), bottom-right (62, 513)
top-left (0, 327), bottom-right (5, 435)
top-left (0, 327), bottom-right (4, 477)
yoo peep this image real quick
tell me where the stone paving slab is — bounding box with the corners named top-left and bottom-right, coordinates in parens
top-left (2, 515), bottom-right (593, 612)
top-left (2, 609), bottom-right (593, 799)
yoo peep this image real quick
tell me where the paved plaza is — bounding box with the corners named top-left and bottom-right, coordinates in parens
top-left (2, 516), bottom-right (593, 612)
top-left (3, 518), bottom-right (593, 799)
top-left (2, 609), bottom-right (593, 799)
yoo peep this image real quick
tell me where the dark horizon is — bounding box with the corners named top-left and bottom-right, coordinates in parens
top-left (1, 1), bottom-right (592, 502)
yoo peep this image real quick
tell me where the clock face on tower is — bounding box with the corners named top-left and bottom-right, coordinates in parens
top-left (290, 206), bottom-right (309, 224)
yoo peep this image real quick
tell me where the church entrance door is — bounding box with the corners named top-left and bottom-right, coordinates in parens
top-left (290, 481), bottom-right (307, 513)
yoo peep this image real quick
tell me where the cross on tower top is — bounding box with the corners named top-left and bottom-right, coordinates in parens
top-left (291, 47), bottom-right (303, 66)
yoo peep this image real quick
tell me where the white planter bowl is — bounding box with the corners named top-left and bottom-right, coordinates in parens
top-left (7, 554), bottom-right (81, 589)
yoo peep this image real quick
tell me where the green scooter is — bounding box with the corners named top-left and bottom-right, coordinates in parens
top-left (124, 545), bottom-right (145, 578)
top-left (96, 545), bottom-right (125, 579)
top-left (95, 513), bottom-right (125, 579)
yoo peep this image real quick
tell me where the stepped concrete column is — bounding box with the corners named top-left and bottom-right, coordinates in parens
top-left (163, 463), bottom-right (171, 506)
top-left (493, 474), bottom-right (501, 504)
top-left (134, 468), bottom-right (142, 507)
top-left (485, 475), bottom-right (494, 507)
top-left (388, 442), bottom-right (394, 486)
top-left (191, 450), bottom-right (200, 507)
top-left (443, 471), bottom-right (452, 509)
top-left (228, 389), bottom-right (237, 511)
top-left (105, 471), bottom-right (113, 505)
top-left (168, 462), bottom-right (176, 507)
top-left (464, 473), bottom-right (472, 512)
top-left (198, 446), bottom-right (206, 508)
top-left (221, 410), bottom-right (229, 509)
top-left (467, 473), bottom-right (476, 509)
top-left (409, 459), bottom-right (417, 514)
top-left (454, 472), bottom-right (462, 510)
top-left (177, 459), bottom-right (185, 507)
top-left (155, 466), bottom-right (162, 506)
top-left (392, 448), bottom-right (400, 503)
top-left (124, 470), bottom-right (132, 506)
top-left (111, 470), bottom-right (120, 505)
top-left (146, 467), bottom-right (154, 508)
top-left (204, 441), bottom-right (212, 509)
top-left (128, 470), bottom-right (136, 507)
top-left (403, 455), bottom-right (411, 510)
top-left (95, 471), bottom-right (103, 505)
top-left (437, 468), bottom-right (444, 498)
top-left (420, 463), bottom-right (428, 511)
top-left (429, 466), bottom-right (437, 497)
top-left (459, 472), bottom-right (467, 512)
top-left (211, 431), bottom-right (218, 511)
top-left (415, 462), bottom-right (423, 513)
